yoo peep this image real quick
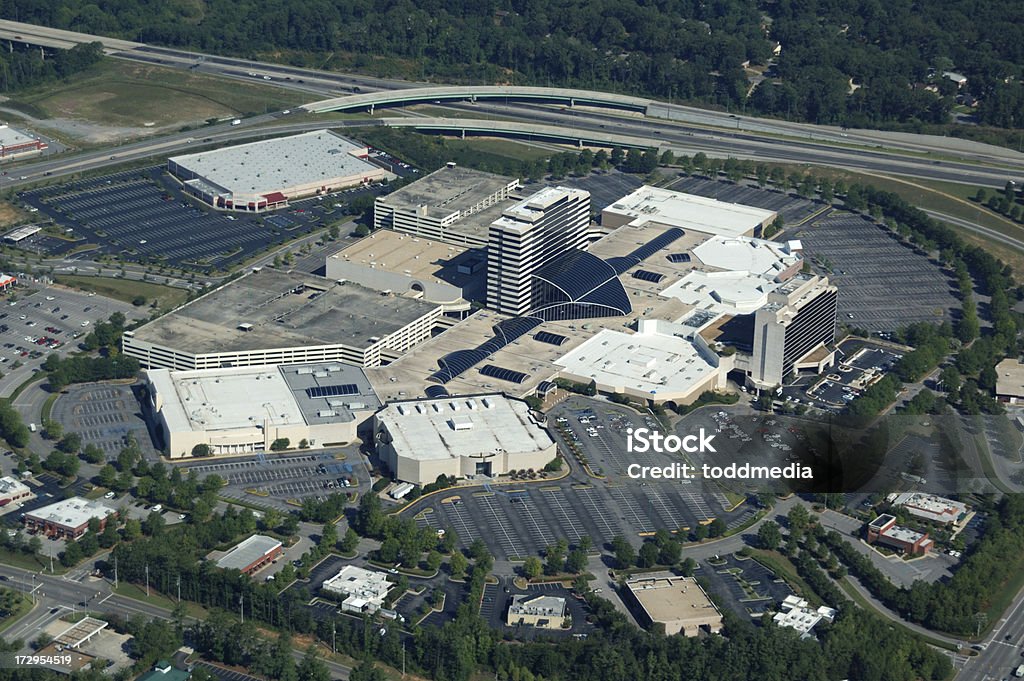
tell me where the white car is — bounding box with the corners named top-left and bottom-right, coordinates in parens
top-left (104, 491), bottom-right (115, 499)
top-left (151, 504), bottom-right (163, 513)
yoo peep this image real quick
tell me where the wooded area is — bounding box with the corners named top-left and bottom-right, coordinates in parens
top-left (6, 0), bottom-right (1023, 130)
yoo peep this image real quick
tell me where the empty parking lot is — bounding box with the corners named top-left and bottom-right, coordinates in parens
top-left (50, 384), bottom-right (159, 458)
top-left (794, 213), bottom-right (959, 332)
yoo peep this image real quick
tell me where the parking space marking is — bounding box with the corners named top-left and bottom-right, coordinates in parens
top-left (609, 487), bottom-right (656, 533)
top-left (476, 494), bottom-right (521, 559)
top-left (540, 488), bottom-right (585, 545)
top-left (442, 501), bottom-right (479, 545)
top-left (514, 494), bottom-right (557, 549)
top-left (574, 487), bottom-right (618, 538)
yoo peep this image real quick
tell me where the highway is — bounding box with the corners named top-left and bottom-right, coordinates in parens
top-left (0, 19), bottom-right (1022, 192)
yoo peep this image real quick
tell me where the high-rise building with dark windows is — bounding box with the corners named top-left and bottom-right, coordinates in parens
top-left (486, 186), bottom-right (591, 316)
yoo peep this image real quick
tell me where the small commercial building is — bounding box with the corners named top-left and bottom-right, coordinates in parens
top-left (866, 514), bottom-right (932, 555)
top-left (772, 595), bottom-right (836, 638)
top-left (995, 358), bottom-right (1024, 403)
top-left (0, 475), bottom-right (33, 508)
top-left (215, 535), bottom-right (283, 575)
top-left (506, 594), bottom-right (568, 629)
top-left (4, 225), bottom-right (41, 244)
top-left (372, 394), bottom-right (556, 485)
top-left (624, 573), bottom-right (723, 636)
top-left (145, 361), bottom-right (380, 458)
top-left (321, 565), bottom-right (391, 614)
top-left (24, 497), bottom-right (116, 540)
top-left (136, 661), bottom-right (191, 681)
top-left (0, 125), bottom-right (47, 161)
top-left (887, 492), bottom-right (970, 527)
top-left (168, 130), bottom-right (389, 212)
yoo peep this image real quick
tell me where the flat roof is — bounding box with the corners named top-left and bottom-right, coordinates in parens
top-left (149, 362), bottom-right (379, 433)
top-left (996, 358), bottom-right (1024, 396)
top-left (555, 327), bottom-right (716, 397)
top-left (4, 225), bottom-right (41, 242)
top-left (0, 124), bottom-right (39, 148)
top-left (25, 497), bottom-right (115, 529)
top-left (130, 269), bottom-right (438, 354)
top-left (491, 186), bottom-right (589, 234)
top-left (376, 165), bottom-right (517, 221)
top-left (376, 394), bottom-right (553, 461)
top-left (322, 565), bottom-right (390, 600)
top-left (215, 534), bottom-right (282, 571)
top-left (0, 475), bottom-right (29, 496)
top-left (169, 130), bottom-right (381, 198)
top-left (330, 230), bottom-right (470, 280)
top-left (626, 574), bottom-right (721, 624)
top-left (604, 185), bottom-right (776, 238)
top-left (509, 594), bottom-right (566, 616)
top-left (888, 492), bottom-right (968, 520)
top-left (54, 617), bottom-right (108, 649)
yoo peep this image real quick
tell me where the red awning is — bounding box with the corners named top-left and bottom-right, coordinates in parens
top-left (261, 191), bottom-right (287, 203)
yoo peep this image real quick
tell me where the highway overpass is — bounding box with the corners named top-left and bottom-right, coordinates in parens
top-left (379, 117), bottom-right (662, 150)
top-left (0, 19), bottom-right (141, 52)
top-left (305, 86), bottom-right (652, 115)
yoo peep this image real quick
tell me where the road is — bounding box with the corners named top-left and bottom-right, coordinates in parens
top-left (0, 562), bottom-right (354, 679)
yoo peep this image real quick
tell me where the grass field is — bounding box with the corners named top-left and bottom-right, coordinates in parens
top-left (54, 275), bottom-right (188, 311)
top-left (0, 547), bottom-right (57, 573)
top-left (113, 582), bottom-right (207, 617)
top-left (445, 136), bottom-right (554, 161)
top-left (6, 60), bottom-right (300, 130)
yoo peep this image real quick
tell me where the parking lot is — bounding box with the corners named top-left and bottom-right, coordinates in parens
top-left (668, 176), bottom-right (822, 226)
top-left (16, 167), bottom-right (355, 271)
top-left (700, 553), bottom-right (795, 618)
top-left (552, 170), bottom-right (644, 212)
top-left (793, 213), bottom-right (958, 332)
top-left (182, 447), bottom-right (368, 511)
top-left (50, 383), bottom-right (160, 458)
top-left (780, 339), bottom-right (903, 412)
top-left (477, 576), bottom-right (594, 638)
top-left (0, 283), bottom-right (144, 397)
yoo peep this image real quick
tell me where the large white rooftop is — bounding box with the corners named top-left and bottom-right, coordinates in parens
top-left (660, 270), bottom-right (775, 315)
top-left (0, 124), bottom-right (40, 148)
top-left (151, 365), bottom-right (305, 432)
top-left (168, 130), bottom-right (380, 198)
top-left (148, 362), bottom-right (379, 433)
top-left (376, 394), bottom-right (553, 461)
top-left (216, 534), bottom-right (282, 571)
top-left (555, 327), bottom-right (717, 397)
top-left (491, 186), bottom-right (589, 233)
top-left (887, 492), bottom-right (969, 523)
top-left (603, 185), bottom-right (776, 238)
top-left (25, 497), bottom-right (115, 529)
top-left (692, 236), bottom-right (800, 276)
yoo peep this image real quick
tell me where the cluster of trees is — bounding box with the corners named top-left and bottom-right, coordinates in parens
top-left (43, 353), bottom-right (140, 392)
top-left (0, 42), bottom-right (103, 93)
top-left (12, 0), bottom-right (1024, 133)
top-left (522, 537), bottom-right (591, 579)
top-left (821, 495), bottom-right (1024, 635)
top-left (192, 614), bottom-right (331, 681)
top-left (0, 399), bottom-right (30, 448)
top-left (81, 312), bottom-right (128, 350)
top-left (354, 493), bottom-right (455, 569)
top-left (974, 183), bottom-right (1023, 223)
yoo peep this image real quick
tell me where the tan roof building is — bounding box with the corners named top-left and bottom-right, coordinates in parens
top-left (624, 573), bottom-right (723, 636)
top-left (996, 358), bottom-right (1024, 403)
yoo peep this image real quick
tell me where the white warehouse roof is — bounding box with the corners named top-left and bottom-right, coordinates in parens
top-left (376, 394), bottom-right (553, 462)
top-left (604, 185), bottom-right (776, 238)
top-left (168, 130), bottom-right (380, 197)
top-left (25, 497), bottom-right (115, 529)
top-left (555, 326), bottom-right (717, 397)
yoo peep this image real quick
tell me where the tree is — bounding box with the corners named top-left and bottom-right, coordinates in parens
top-left (611, 535), bottom-right (635, 568)
top-left (449, 550), bottom-right (468, 579)
top-left (82, 443), bottom-right (104, 464)
top-left (638, 542), bottom-right (660, 568)
top-left (57, 432), bottom-right (82, 454)
top-left (426, 549), bottom-right (443, 572)
top-left (522, 555), bottom-right (543, 580)
top-left (270, 438), bottom-right (290, 451)
top-left (98, 463), bottom-right (118, 489)
top-left (566, 548), bottom-right (588, 573)
top-left (758, 520), bottom-right (782, 550)
top-left (708, 517), bottom-right (727, 538)
top-left (191, 443), bottom-right (212, 457)
top-left (339, 527), bottom-right (359, 554)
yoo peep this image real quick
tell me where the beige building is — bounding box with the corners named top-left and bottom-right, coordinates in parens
top-left (506, 594), bottom-right (567, 629)
top-left (625, 573), bottom-right (723, 636)
top-left (996, 358), bottom-right (1024, 403)
top-left (372, 394), bottom-right (556, 485)
top-left (145, 362), bottom-right (380, 458)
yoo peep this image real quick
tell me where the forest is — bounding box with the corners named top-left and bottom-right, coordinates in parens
top-left (0, 41), bottom-right (102, 93)
top-left (5, 0), bottom-right (1023, 131)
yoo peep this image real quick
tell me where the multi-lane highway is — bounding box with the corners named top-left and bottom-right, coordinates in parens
top-left (0, 18), bottom-right (1022, 193)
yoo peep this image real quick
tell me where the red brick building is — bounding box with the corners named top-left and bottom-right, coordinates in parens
top-left (866, 514), bottom-right (932, 556)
